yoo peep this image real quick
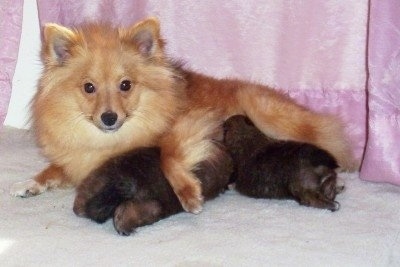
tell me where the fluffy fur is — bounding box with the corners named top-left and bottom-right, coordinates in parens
top-left (223, 115), bottom-right (343, 211)
top-left (11, 17), bottom-right (355, 214)
top-left (74, 115), bottom-right (231, 236)
top-left (75, 114), bottom-right (340, 236)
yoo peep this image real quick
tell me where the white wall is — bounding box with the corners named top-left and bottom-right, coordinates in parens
top-left (4, 0), bottom-right (41, 129)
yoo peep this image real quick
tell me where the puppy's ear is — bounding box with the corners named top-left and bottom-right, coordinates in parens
top-left (42, 23), bottom-right (79, 65)
top-left (121, 17), bottom-right (164, 58)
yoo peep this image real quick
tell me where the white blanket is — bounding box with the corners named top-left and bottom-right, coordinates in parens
top-left (1, 127), bottom-right (399, 266)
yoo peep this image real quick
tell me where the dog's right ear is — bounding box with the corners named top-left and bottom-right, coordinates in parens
top-left (41, 23), bottom-right (79, 65)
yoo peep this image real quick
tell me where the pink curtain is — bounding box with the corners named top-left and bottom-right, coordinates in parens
top-left (36, 0), bottom-right (368, 161)
top-left (3, 0), bottom-right (399, 185)
top-left (0, 0), bottom-right (23, 126)
top-left (361, 0), bottom-right (400, 184)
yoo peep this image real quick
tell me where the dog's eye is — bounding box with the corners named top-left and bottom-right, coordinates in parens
top-left (84, 83), bottom-right (96, 94)
top-left (120, 80), bottom-right (132, 91)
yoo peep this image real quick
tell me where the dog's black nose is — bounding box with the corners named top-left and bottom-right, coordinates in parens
top-left (101, 111), bottom-right (118, 126)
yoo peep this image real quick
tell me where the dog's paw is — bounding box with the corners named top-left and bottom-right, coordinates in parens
top-left (176, 184), bottom-right (204, 214)
top-left (10, 179), bottom-right (46, 197)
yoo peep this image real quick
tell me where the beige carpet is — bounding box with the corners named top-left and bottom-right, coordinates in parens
top-left (1, 127), bottom-right (400, 266)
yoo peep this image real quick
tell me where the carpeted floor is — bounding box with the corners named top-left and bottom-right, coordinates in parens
top-left (1, 126), bottom-right (399, 266)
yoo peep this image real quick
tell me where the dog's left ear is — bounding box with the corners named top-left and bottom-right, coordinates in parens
top-left (121, 17), bottom-right (164, 58)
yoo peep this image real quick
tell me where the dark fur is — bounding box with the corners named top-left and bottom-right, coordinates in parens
top-left (74, 115), bottom-right (343, 236)
top-left (223, 115), bottom-right (343, 211)
top-left (74, 146), bottom-right (232, 236)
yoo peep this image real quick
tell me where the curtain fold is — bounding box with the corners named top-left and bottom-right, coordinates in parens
top-left (0, 0), bottom-right (23, 126)
top-left (3, 0), bottom-right (399, 184)
top-left (360, 0), bottom-right (400, 184)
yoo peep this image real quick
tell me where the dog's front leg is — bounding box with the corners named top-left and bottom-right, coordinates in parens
top-left (159, 154), bottom-right (203, 214)
top-left (10, 164), bottom-right (71, 197)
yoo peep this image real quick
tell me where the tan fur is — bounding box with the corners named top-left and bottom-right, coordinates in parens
top-left (159, 71), bottom-right (355, 212)
top-left (12, 18), bottom-right (356, 213)
top-left (31, 20), bottom-right (185, 188)
top-left (159, 109), bottom-right (224, 213)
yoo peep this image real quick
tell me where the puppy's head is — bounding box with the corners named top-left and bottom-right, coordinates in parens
top-left (290, 165), bottom-right (341, 211)
top-left (34, 18), bottom-right (185, 149)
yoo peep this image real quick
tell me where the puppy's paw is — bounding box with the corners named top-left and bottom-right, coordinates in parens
top-left (10, 179), bottom-right (46, 197)
top-left (72, 195), bottom-right (87, 217)
top-left (113, 202), bottom-right (137, 236)
top-left (299, 192), bottom-right (340, 212)
top-left (335, 177), bottom-right (346, 194)
top-left (113, 201), bottom-right (161, 236)
top-left (330, 201), bottom-right (341, 212)
top-left (176, 183), bottom-right (204, 214)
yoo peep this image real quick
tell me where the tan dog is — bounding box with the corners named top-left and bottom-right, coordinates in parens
top-left (11, 18), bottom-right (355, 214)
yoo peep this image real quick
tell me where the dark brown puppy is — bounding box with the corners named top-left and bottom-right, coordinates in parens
top-left (223, 115), bottom-right (343, 211)
top-left (73, 145), bottom-right (232, 236)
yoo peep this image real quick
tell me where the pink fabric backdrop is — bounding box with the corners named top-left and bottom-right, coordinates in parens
top-left (0, 0), bottom-right (23, 126)
top-left (2, 1), bottom-right (399, 185)
top-left (361, 0), bottom-right (400, 184)
top-left (35, 0), bottom-right (368, 163)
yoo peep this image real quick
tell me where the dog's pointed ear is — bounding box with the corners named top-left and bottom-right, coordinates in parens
top-left (42, 23), bottom-right (78, 65)
top-left (122, 17), bottom-right (164, 58)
